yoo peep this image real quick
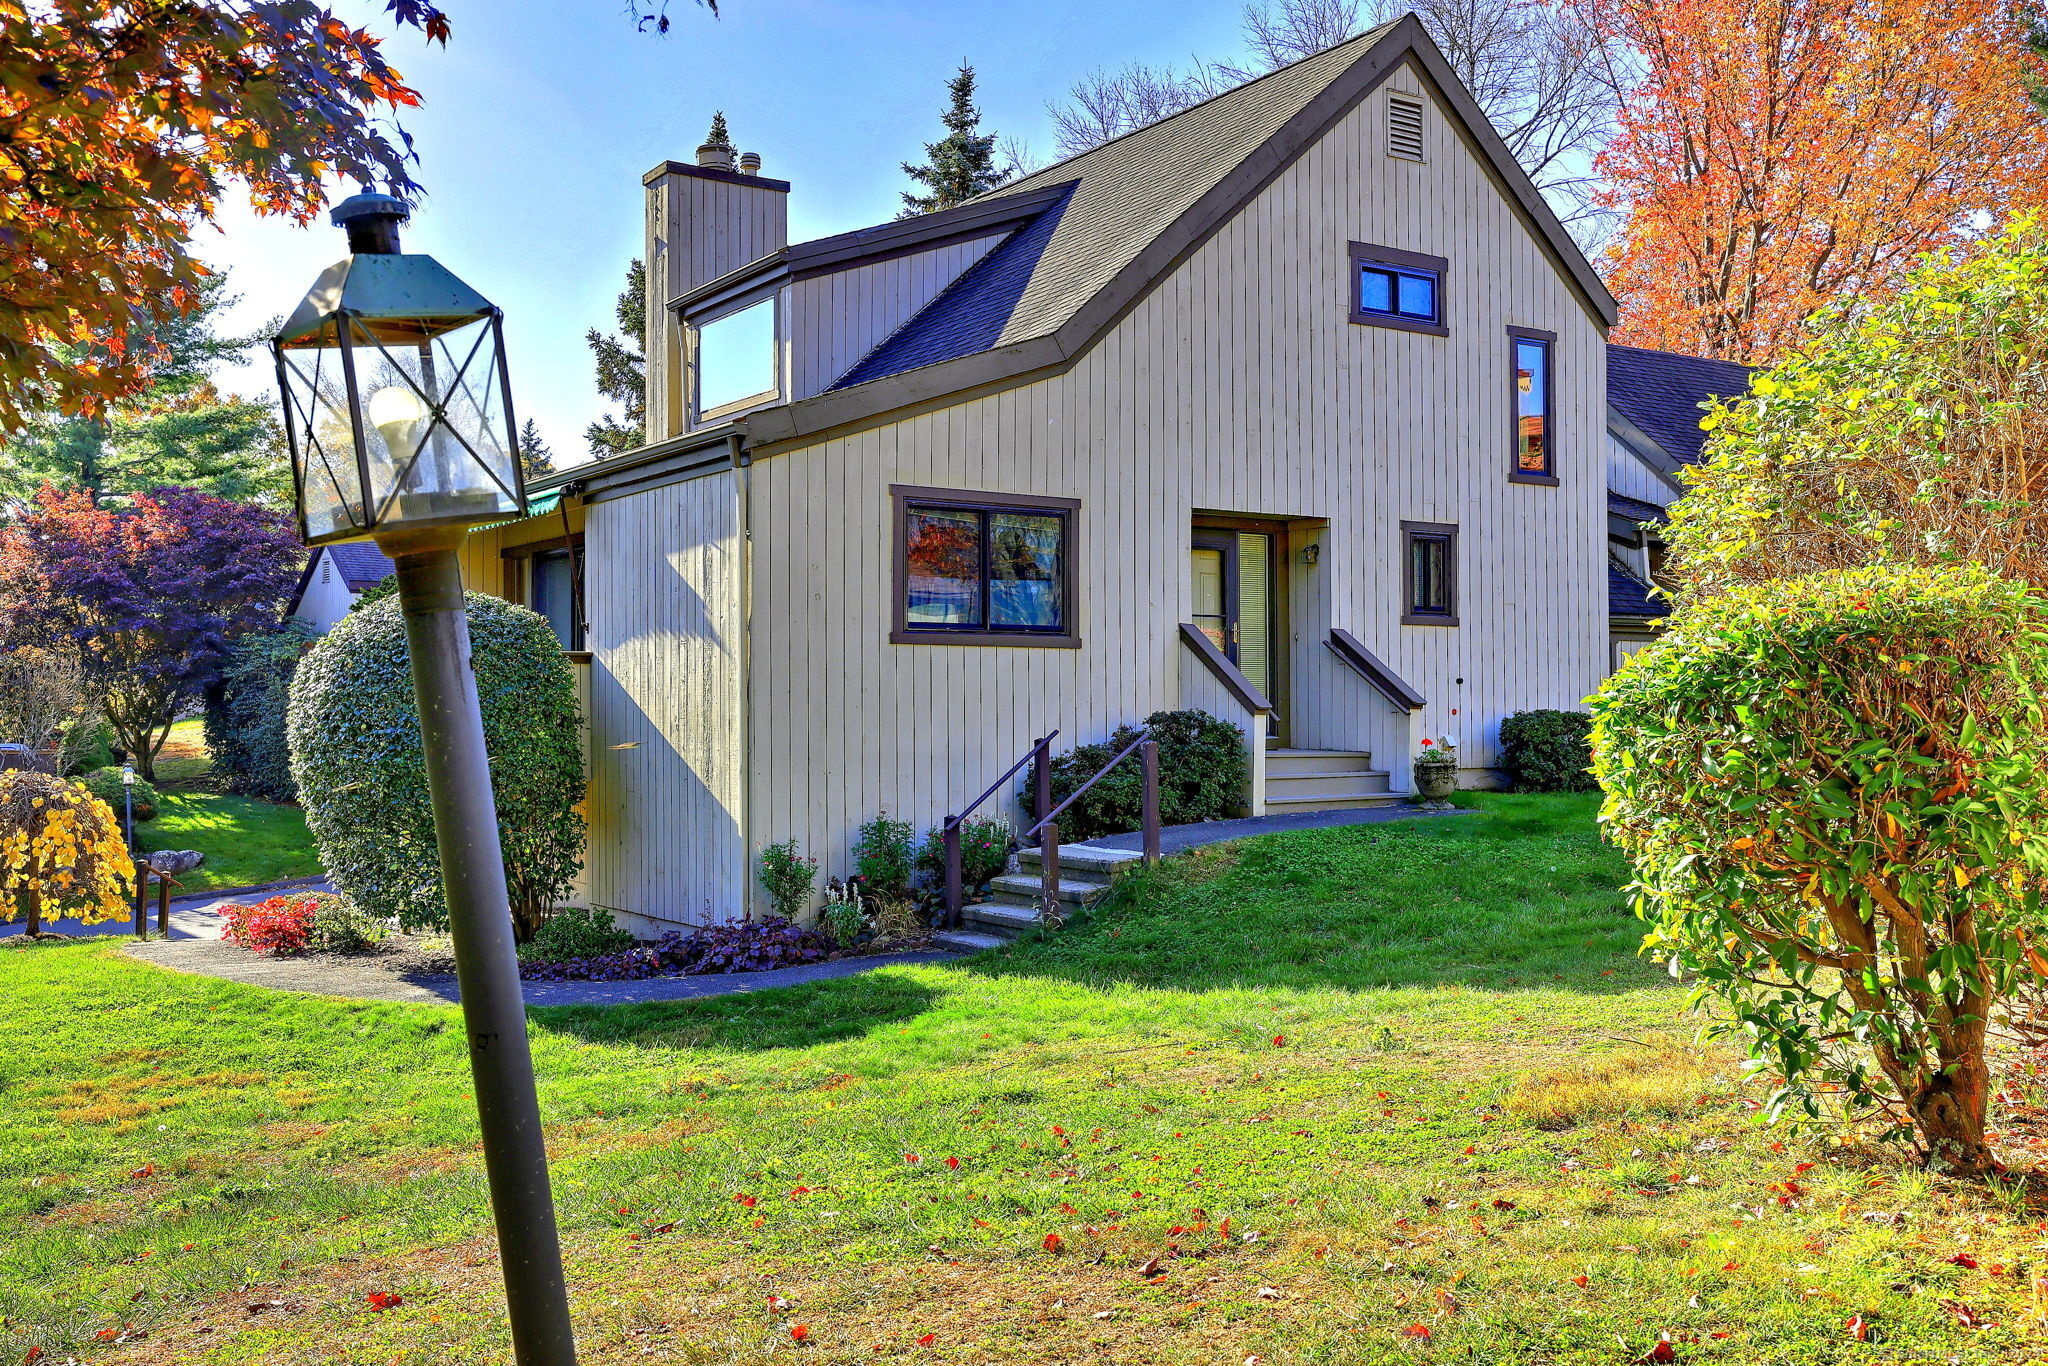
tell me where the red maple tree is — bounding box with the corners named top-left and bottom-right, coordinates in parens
top-left (1578, 0), bottom-right (2048, 362)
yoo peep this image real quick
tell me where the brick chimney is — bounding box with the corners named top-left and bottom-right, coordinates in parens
top-left (642, 122), bottom-right (788, 441)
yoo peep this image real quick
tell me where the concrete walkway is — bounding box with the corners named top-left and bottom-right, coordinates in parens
top-left (121, 938), bottom-right (959, 1008)
top-left (1077, 801), bottom-right (1472, 856)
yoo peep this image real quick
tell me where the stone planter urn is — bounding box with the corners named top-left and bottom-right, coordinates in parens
top-left (1412, 762), bottom-right (1457, 803)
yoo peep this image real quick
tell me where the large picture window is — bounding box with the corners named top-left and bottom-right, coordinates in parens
top-left (891, 485), bottom-right (1080, 647)
top-left (1349, 242), bottom-right (1448, 337)
top-left (1508, 326), bottom-right (1557, 484)
top-left (1401, 520), bottom-right (1458, 626)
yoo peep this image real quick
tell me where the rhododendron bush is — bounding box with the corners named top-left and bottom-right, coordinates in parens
top-left (1592, 565), bottom-right (2048, 1174)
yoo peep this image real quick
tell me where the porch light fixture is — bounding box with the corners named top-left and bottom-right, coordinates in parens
top-left (269, 189), bottom-right (576, 1366)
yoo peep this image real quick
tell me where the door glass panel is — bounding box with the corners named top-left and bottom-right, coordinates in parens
top-left (1236, 532), bottom-right (1272, 696)
top-left (905, 506), bottom-right (984, 626)
top-left (989, 512), bottom-right (1063, 629)
top-left (531, 548), bottom-right (582, 650)
top-left (1190, 547), bottom-right (1226, 651)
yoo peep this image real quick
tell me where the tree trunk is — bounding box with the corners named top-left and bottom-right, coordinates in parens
top-left (1908, 1042), bottom-right (1995, 1175)
top-left (22, 882), bottom-right (40, 938)
top-left (509, 893), bottom-right (545, 944)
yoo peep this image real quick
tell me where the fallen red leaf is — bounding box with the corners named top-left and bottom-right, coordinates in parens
top-left (1060, 1202), bottom-right (1079, 1215)
top-left (25, 1349), bottom-right (44, 1364)
top-left (915, 1332), bottom-right (936, 1347)
top-left (735, 1194), bottom-right (757, 1208)
top-left (1846, 1314), bottom-right (1868, 1341)
top-left (944, 1157), bottom-right (960, 1171)
top-left (1641, 1341), bottom-right (1677, 1363)
top-left (1272, 1035), bottom-right (1286, 1047)
top-left (1400, 1323), bottom-right (1431, 1339)
top-left (1043, 1232), bottom-right (1064, 1253)
top-left (1462, 1145), bottom-right (1476, 1155)
top-left (1572, 1275), bottom-right (1589, 1288)
top-left (790, 1323), bottom-right (810, 1341)
top-left (1949, 1254), bottom-right (1979, 1269)
top-left (904, 1153), bottom-right (922, 1165)
top-left (365, 1292), bottom-right (403, 1312)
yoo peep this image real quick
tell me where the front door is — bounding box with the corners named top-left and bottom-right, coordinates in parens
top-left (1191, 528), bottom-right (1279, 739)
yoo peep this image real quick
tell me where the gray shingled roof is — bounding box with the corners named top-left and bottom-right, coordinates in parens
top-left (834, 24), bottom-right (1398, 388)
top-left (1607, 490), bottom-right (1667, 525)
top-left (1610, 560), bottom-right (1669, 620)
top-left (328, 542), bottom-right (396, 590)
top-left (1608, 344), bottom-right (1752, 467)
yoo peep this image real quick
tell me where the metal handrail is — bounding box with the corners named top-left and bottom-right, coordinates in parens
top-left (1019, 728), bottom-right (1152, 842)
top-left (943, 730), bottom-right (1057, 836)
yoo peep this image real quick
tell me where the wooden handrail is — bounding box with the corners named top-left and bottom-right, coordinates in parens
top-left (941, 731), bottom-right (1058, 930)
top-left (1020, 728), bottom-right (1151, 842)
top-left (943, 731), bottom-right (1057, 837)
top-left (1327, 628), bottom-right (1426, 711)
top-left (1178, 623), bottom-right (1273, 715)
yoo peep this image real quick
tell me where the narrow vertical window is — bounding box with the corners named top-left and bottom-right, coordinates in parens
top-left (1508, 327), bottom-right (1557, 483)
top-left (1401, 520), bottom-right (1458, 626)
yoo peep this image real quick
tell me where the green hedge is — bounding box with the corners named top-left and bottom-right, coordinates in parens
top-left (204, 621), bottom-right (315, 803)
top-left (1044, 710), bottom-right (1245, 843)
top-left (1498, 709), bottom-right (1596, 792)
top-left (79, 767), bottom-right (158, 822)
top-left (287, 592), bottom-right (585, 941)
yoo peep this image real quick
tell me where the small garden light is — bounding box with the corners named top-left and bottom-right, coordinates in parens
top-left (269, 189), bottom-right (575, 1366)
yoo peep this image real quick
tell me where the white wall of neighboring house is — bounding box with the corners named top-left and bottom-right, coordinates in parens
top-left (292, 550), bottom-right (360, 634)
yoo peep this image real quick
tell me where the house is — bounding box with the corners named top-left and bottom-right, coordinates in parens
top-left (1603, 344), bottom-right (1754, 665)
top-left (288, 542), bottom-right (396, 634)
top-left (459, 15), bottom-right (1618, 929)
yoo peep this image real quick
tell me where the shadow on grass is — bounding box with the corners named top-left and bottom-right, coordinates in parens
top-left (963, 792), bottom-right (1660, 997)
top-left (530, 970), bottom-right (944, 1051)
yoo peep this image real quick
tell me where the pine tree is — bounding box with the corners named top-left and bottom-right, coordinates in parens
top-left (703, 110), bottom-right (733, 151)
top-left (517, 419), bottom-right (556, 482)
top-left (585, 259), bottom-right (647, 459)
top-left (899, 64), bottom-right (1006, 217)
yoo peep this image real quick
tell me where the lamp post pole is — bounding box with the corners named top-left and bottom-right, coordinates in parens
top-left (384, 531), bottom-right (577, 1366)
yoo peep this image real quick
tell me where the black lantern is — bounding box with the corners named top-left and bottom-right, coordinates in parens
top-left (272, 189), bottom-right (526, 546)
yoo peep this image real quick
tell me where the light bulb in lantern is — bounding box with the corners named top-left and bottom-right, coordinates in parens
top-left (365, 384), bottom-right (427, 455)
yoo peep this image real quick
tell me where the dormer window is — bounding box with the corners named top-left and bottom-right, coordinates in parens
top-left (1348, 243), bottom-right (1447, 337)
top-left (694, 296), bottom-right (777, 417)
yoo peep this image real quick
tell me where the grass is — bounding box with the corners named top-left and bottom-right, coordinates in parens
top-left (131, 719), bottom-right (320, 893)
top-left (4, 794), bottom-right (2045, 1365)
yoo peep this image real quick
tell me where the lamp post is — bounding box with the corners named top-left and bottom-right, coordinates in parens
top-left (120, 763), bottom-right (135, 850)
top-left (270, 190), bottom-right (576, 1366)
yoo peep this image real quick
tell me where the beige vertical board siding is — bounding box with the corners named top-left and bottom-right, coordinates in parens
top-left (574, 478), bottom-right (746, 931)
top-left (786, 235), bottom-right (1008, 400)
top-left (1608, 434), bottom-right (1682, 507)
top-left (624, 59), bottom-right (1614, 910)
top-left (1177, 648), bottom-right (1267, 816)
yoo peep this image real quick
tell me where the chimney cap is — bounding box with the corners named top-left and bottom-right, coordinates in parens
top-left (330, 185), bottom-right (410, 255)
top-left (738, 151), bottom-right (762, 174)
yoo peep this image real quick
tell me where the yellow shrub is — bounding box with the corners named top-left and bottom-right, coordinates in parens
top-left (0, 770), bottom-right (134, 933)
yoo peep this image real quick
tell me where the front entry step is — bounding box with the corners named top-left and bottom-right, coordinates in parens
top-left (1264, 748), bottom-right (1403, 813)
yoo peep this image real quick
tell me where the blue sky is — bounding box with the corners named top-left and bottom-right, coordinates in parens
top-left (213, 0), bottom-right (1261, 467)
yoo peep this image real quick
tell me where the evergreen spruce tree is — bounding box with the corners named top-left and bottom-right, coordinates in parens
top-left (584, 258), bottom-right (647, 459)
top-left (702, 110), bottom-right (733, 151)
top-left (899, 64), bottom-right (1005, 217)
top-left (517, 419), bottom-right (556, 482)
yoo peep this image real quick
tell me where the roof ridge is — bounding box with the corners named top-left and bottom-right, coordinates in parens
top-left (975, 22), bottom-right (1397, 203)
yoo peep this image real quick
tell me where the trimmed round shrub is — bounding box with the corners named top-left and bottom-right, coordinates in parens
top-left (522, 906), bottom-right (634, 963)
top-left (304, 893), bottom-right (388, 954)
top-left (287, 591), bottom-right (585, 940)
top-left (1044, 710), bottom-right (1246, 843)
top-left (1591, 564), bottom-right (2048, 1174)
top-left (205, 621), bottom-right (315, 803)
top-left (80, 766), bottom-right (158, 822)
top-left (1498, 709), bottom-right (1596, 792)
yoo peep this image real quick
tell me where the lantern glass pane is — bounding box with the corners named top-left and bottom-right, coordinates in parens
top-left (277, 325), bottom-right (369, 542)
top-left (349, 316), bottom-right (521, 528)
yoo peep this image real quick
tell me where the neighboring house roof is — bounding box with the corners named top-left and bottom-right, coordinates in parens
top-left (1607, 490), bottom-right (1667, 525)
top-left (288, 541), bottom-right (396, 619)
top-left (1607, 343), bottom-right (1752, 468)
top-left (734, 14), bottom-right (1616, 453)
top-left (1609, 559), bottom-right (1670, 622)
top-left (328, 542), bottom-right (397, 590)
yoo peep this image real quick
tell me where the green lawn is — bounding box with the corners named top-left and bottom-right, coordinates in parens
top-left (131, 719), bottom-right (321, 893)
top-left (3, 795), bottom-right (2042, 1365)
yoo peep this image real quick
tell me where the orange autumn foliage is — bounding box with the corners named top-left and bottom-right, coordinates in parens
top-left (1578, 0), bottom-right (2048, 362)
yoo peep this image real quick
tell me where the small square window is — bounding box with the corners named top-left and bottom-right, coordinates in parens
top-left (1401, 521), bottom-right (1457, 626)
top-left (1349, 243), bottom-right (1448, 336)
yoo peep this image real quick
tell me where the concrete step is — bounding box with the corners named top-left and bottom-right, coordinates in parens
top-left (933, 929), bottom-right (1009, 954)
top-left (963, 900), bottom-right (1047, 937)
top-left (1263, 788), bottom-right (1408, 812)
top-left (1264, 748), bottom-right (1375, 777)
top-left (986, 872), bottom-right (1115, 906)
top-left (1015, 845), bottom-right (1145, 876)
top-left (1265, 768), bottom-right (1395, 799)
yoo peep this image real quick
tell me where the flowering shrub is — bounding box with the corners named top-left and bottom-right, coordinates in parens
top-left (519, 916), bottom-right (834, 982)
top-left (757, 839), bottom-right (818, 920)
top-left (914, 814), bottom-right (1013, 893)
top-left (0, 771), bottom-right (134, 934)
top-left (1414, 736), bottom-right (1458, 771)
top-left (220, 895), bottom-right (319, 955)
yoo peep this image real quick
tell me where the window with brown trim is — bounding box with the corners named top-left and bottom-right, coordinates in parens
top-left (1508, 325), bottom-right (1558, 484)
top-left (1349, 243), bottom-right (1447, 337)
top-left (890, 485), bottom-right (1080, 647)
top-left (502, 537), bottom-right (585, 650)
top-left (1401, 520), bottom-right (1458, 626)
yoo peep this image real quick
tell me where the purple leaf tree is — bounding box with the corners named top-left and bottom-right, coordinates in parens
top-left (0, 485), bottom-right (304, 779)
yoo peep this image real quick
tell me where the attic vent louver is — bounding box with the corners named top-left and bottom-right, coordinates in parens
top-left (1388, 93), bottom-right (1425, 161)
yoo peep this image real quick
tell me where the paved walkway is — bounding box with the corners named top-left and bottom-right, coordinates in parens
top-left (121, 939), bottom-right (959, 1007)
top-left (1077, 801), bottom-right (1472, 856)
